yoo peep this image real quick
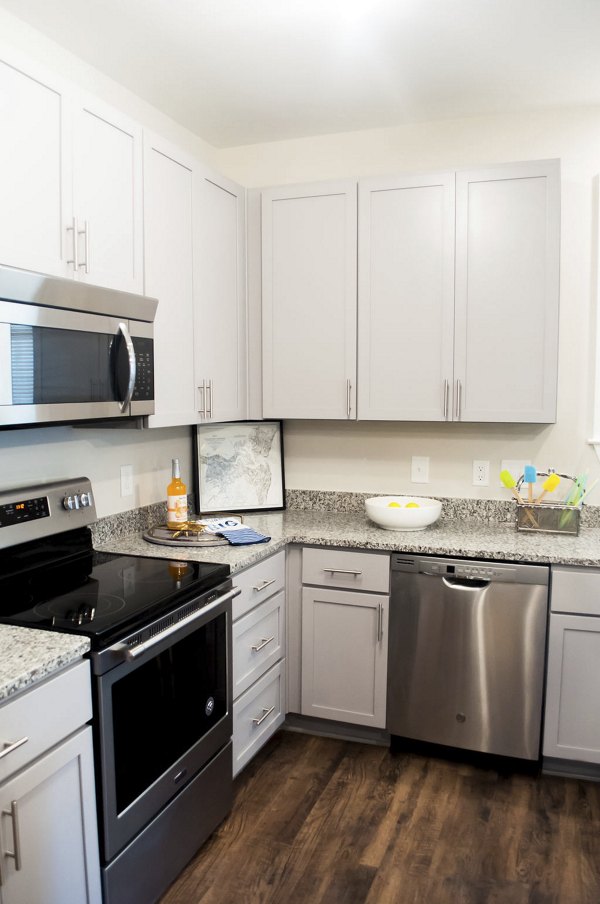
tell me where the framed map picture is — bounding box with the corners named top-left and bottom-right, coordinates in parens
top-left (195, 421), bottom-right (285, 514)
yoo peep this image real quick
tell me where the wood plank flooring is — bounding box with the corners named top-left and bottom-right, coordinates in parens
top-left (159, 731), bottom-right (600, 904)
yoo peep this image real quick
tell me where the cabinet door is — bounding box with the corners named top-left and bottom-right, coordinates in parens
top-left (262, 181), bottom-right (357, 419)
top-left (195, 171), bottom-right (247, 422)
top-left (0, 51), bottom-right (70, 278)
top-left (144, 135), bottom-right (199, 427)
top-left (72, 96), bottom-right (143, 293)
top-left (454, 160), bottom-right (560, 423)
top-left (301, 586), bottom-right (388, 728)
top-left (543, 613), bottom-right (600, 764)
top-left (0, 727), bottom-right (101, 904)
top-left (358, 173), bottom-right (455, 420)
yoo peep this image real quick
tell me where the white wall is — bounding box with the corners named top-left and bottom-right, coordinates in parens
top-left (220, 109), bottom-right (600, 499)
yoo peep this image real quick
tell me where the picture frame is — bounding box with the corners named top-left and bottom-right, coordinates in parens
top-left (194, 420), bottom-right (285, 514)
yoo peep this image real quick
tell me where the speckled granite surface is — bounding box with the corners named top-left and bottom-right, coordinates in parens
top-left (0, 627), bottom-right (89, 703)
top-left (94, 507), bottom-right (600, 571)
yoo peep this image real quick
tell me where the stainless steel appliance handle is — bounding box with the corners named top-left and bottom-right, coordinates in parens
top-left (251, 635), bottom-right (275, 653)
top-left (118, 321), bottom-right (137, 412)
top-left (124, 586), bottom-right (240, 661)
top-left (2, 801), bottom-right (22, 871)
top-left (252, 705), bottom-right (275, 726)
top-left (442, 576), bottom-right (490, 590)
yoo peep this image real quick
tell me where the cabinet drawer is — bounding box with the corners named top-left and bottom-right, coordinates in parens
top-left (233, 549), bottom-right (285, 620)
top-left (232, 659), bottom-right (286, 777)
top-left (551, 566), bottom-right (600, 616)
top-left (233, 590), bottom-right (285, 699)
top-left (0, 660), bottom-right (92, 782)
top-left (302, 547), bottom-right (390, 593)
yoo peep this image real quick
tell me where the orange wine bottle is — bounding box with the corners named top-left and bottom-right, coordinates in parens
top-left (166, 458), bottom-right (187, 529)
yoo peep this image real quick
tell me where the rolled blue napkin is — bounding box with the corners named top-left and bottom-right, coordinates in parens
top-left (219, 527), bottom-right (271, 545)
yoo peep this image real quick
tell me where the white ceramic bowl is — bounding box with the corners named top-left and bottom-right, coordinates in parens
top-left (365, 495), bottom-right (442, 531)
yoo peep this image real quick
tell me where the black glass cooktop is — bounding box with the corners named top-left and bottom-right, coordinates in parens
top-left (0, 527), bottom-right (230, 649)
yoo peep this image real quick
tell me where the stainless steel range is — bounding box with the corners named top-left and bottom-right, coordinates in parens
top-left (0, 478), bottom-right (238, 904)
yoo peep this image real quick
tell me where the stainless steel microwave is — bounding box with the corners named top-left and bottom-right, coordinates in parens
top-left (0, 266), bottom-right (157, 427)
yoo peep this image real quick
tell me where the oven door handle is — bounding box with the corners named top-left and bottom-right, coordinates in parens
top-left (117, 586), bottom-right (240, 662)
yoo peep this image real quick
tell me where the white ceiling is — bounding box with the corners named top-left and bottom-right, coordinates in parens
top-left (2, 0), bottom-right (600, 148)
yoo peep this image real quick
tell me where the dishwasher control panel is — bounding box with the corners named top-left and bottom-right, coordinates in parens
top-left (391, 554), bottom-right (549, 585)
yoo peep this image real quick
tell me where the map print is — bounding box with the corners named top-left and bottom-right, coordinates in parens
top-left (199, 422), bottom-right (282, 511)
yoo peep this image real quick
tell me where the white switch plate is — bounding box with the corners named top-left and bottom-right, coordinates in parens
top-left (120, 464), bottom-right (133, 497)
top-left (500, 459), bottom-right (530, 487)
top-left (411, 456), bottom-right (430, 483)
top-left (472, 460), bottom-right (490, 486)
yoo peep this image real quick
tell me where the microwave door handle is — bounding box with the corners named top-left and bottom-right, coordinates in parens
top-left (118, 322), bottom-right (136, 412)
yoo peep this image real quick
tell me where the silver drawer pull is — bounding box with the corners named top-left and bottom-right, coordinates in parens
top-left (0, 737), bottom-right (28, 760)
top-left (252, 705), bottom-right (275, 726)
top-left (251, 635), bottom-right (275, 653)
top-left (323, 568), bottom-right (362, 576)
top-left (253, 578), bottom-right (276, 592)
top-left (2, 801), bottom-right (22, 871)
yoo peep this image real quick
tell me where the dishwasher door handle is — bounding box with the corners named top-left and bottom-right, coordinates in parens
top-left (441, 576), bottom-right (490, 590)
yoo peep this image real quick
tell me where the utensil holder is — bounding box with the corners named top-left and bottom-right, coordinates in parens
top-left (516, 501), bottom-right (581, 536)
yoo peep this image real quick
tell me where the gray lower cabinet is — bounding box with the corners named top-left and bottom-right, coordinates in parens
top-left (232, 550), bottom-right (286, 776)
top-left (0, 662), bottom-right (101, 904)
top-left (300, 547), bottom-right (390, 728)
top-left (543, 566), bottom-right (600, 765)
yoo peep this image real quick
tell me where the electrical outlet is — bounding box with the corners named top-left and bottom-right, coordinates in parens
top-left (120, 464), bottom-right (133, 497)
top-left (472, 460), bottom-right (490, 486)
top-left (411, 456), bottom-right (430, 483)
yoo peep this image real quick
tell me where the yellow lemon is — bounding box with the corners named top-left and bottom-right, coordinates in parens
top-left (405, 502), bottom-right (420, 508)
top-left (387, 501), bottom-right (401, 508)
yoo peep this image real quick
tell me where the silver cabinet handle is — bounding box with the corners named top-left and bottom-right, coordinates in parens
top-left (443, 379), bottom-right (449, 420)
top-left (0, 737), bottom-right (28, 760)
top-left (198, 381), bottom-right (206, 417)
top-left (78, 220), bottom-right (89, 273)
top-left (251, 635), bottom-right (275, 653)
top-left (346, 379), bottom-right (352, 418)
top-left (253, 578), bottom-right (276, 593)
top-left (455, 379), bottom-right (462, 420)
top-left (377, 603), bottom-right (383, 643)
top-left (207, 379), bottom-right (213, 419)
top-left (66, 216), bottom-right (78, 269)
top-left (323, 568), bottom-right (362, 576)
top-left (2, 801), bottom-right (22, 872)
top-left (252, 705), bottom-right (275, 726)
top-left (117, 322), bottom-right (136, 412)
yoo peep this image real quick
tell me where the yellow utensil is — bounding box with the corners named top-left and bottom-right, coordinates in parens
top-left (500, 470), bottom-right (525, 503)
top-left (536, 472), bottom-right (560, 504)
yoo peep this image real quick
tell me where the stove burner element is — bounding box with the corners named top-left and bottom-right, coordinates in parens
top-left (34, 592), bottom-right (126, 625)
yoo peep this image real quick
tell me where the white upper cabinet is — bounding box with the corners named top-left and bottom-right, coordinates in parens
top-left (358, 173), bottom-right (456, 420)
top-left (71, 98), bottom-right (143, 293)
top-left (144, 134), bottom-right (198, 428)
top-left (0, 52), bottom-right (70, 278)
top-left (194, 171), bottom-right (247, 423)
top-left (0, 48), bottom-right (143, 294)
top-left (262, 181), bottom-right (357, 419)
top-left (454, 160), bottom-right (560, 423)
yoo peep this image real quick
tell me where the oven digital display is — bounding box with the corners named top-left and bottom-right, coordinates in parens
top-left (0, 496), bottom-right (50, 528)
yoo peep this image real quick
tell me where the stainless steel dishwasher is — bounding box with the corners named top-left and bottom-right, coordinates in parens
top-left (387, 554), bottom-right (549, 761)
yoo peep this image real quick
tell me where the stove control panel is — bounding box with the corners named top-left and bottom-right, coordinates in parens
top-left (0, 477), bottom-right (96, 549)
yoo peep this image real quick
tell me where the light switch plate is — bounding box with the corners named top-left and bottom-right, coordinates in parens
top-left (411, 456), bottom-right (430, 483)
top-left (120, 464), bottom-right (133, 497)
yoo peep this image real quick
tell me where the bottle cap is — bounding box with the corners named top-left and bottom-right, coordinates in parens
top-left (172, 458), bottom-right (181, 479)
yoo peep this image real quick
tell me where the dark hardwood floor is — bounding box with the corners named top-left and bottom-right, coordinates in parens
top-left (159, 731), bottom-right (600, 904)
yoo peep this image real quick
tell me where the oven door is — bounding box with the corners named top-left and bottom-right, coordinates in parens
top-left (0, 299), bottom-right (154, 425)
top-left (95, 584), bottom-right (235, 862)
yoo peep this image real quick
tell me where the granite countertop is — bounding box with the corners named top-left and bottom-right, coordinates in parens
top-left (94, 509), bottom-right (600, 571)
top-left (0, 626), bottom-right (90, 704)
